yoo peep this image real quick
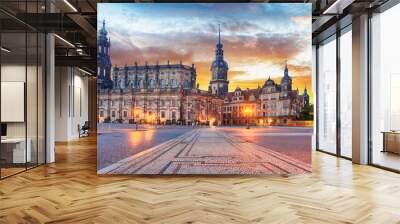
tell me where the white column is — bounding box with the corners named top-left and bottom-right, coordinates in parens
top-left (54, 67), bottom-right (72, 141)
top-left (46, 32), bottom-right (55, 163)
top-left (352, 14), bottom-right (369, 164)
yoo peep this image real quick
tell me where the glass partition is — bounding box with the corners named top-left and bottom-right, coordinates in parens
top-left (371, 3), bottom-right (400, 171)
top-left (37, 32), bottom-right (46, 165)
top-left (27, 31), bottom-right (38, 169)
top-left (339, 27), bottom-right (352, 158)
top-left (317, 35), bottom-right (337, 154)
top-left (0, 1), bottom-right (46, 179)
top-left (1, 31), bottom-right (28, 177)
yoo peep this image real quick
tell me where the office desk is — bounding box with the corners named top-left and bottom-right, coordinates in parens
top-left (382, 131), bottom-right (400, 154)
top-left (1, 138), bottom-right (31, 163)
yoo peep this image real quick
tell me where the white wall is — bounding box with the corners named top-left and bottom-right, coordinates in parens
top-left (55, 67), bottom-right (89, 141)
top-left (1, 63), bottom-right (46, 164)
top-left (1, 64), bottom-right (26, 138)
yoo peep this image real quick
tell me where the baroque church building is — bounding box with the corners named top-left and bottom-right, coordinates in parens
top-left (97, 21), bottom-right (309, 126)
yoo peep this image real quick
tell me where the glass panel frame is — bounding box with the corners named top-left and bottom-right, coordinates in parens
top-left (0, 30), bottom-right (28, 178)
top-left (317, 35), bottom-right (337, 155)
top-left (370, 3), bottom-right (400, 172)
top-left (315, 24), bottom-right (353, 160)
top-left (0, 0), bottom-right (47, 179)
top-left (339, 26), bottom-right (353, 159)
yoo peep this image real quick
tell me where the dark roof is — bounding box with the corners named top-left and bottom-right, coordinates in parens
top-left (223, 88), bottom-right (262, 102)
top-left (263, 76), bottom-right (275, 87)
top-left (114, 64), bottom-right (194, 71)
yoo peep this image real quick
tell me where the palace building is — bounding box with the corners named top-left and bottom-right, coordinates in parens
top-left (97, 21), bottom-right (310, 126)
top-left (221, 65), bottom-right (308, 126)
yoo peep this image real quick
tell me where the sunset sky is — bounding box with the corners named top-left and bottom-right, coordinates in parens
top-left (98, 3), bottom-right (313, 101)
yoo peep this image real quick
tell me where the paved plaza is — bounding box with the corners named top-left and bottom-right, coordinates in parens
top-left (97, 124), bottom-right (193, 169)
top-left (98, 127), bottom-right (312, 175)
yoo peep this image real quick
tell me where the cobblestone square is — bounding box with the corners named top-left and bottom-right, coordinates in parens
top-left (98, 126), bottom-right (312, 175)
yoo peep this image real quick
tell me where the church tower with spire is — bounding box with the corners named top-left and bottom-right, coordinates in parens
top-left (209, 25), bottom-right (229, 97)
top-left (280, 62), bottom-right (292, 92)
top-left (97, 19), bottom-right (113, 89)
top-left (303, 85), bottom-right (310, 106)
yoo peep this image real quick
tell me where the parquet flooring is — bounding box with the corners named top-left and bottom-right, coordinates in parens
top-left (1, 135), bottom-right (400, 223)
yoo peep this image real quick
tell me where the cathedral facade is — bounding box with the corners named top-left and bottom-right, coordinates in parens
top-left (97, 21), bottom-right (309, 126)
top-left (97, 60), bottom-right (223, 125)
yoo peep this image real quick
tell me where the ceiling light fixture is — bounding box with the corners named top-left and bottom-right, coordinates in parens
top-left (323, 0), bottom-right (342, 14)
top-left (322, 0), bottom-right (354, 15)
top-left (78, 67), bottom-right (94, 76)
top-left (76, 48), bottom-right (85, 55)
top-left (63, 0), bottom-right (78, 12)
top-left (54, 34), bottom-right (75, 48)
top-left (1, 47), bottom-right (11, 53)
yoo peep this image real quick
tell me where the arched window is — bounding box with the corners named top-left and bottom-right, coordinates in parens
top-left (184, 80), bottom-right (190, 89)
top-left (160, 79), bottom-right (166, 88)
top-left (171, 79), bottom-right (177, 88)
top-left (135, 80), bottom-right (139, 88)
top-left (149, 79), bottom-right (155, 88)
top-left (137, 79), bottom-right (143, 88)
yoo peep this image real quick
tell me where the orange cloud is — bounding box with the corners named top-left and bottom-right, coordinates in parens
top-left (291, 16), bottom-right (311, 25)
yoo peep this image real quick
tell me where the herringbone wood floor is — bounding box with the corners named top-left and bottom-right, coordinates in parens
top-left (1, 135), bottom-right (400, 224)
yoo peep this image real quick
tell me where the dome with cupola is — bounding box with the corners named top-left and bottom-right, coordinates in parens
top-left (264, 76), bottom-right (275, 87)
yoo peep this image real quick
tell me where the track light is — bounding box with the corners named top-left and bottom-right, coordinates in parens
top-left (322, 0), bottom-right (355, 15)
top-left (78, 67), bottom-right (94, 76)
top-left (54, 34), bottom-right (75, 48)
top-left (63, 0), bottom-right (78, 12)
top-left (1, 47), bottom-right (11, 53)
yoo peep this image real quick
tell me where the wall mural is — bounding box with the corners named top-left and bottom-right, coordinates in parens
top-left (97, 3), bottom-right (313, 175)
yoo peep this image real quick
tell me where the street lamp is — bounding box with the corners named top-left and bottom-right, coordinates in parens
top-left (152, 114), bottom-right (156, 128)
top-left (150, 113), bottom-right (156, 128)
top-left (244, 107), bottom-right (252, 129)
